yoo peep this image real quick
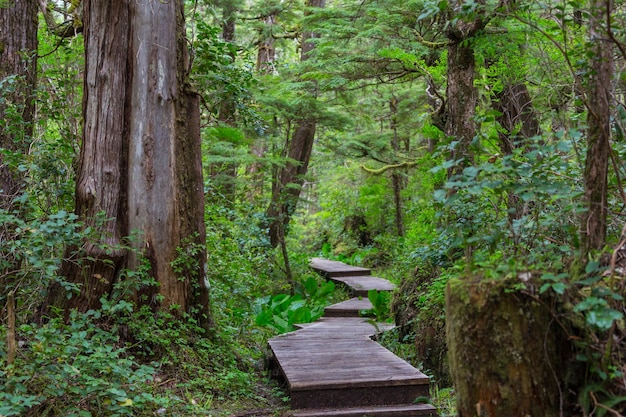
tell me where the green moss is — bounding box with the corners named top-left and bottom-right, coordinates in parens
top-left (446, 275), bottom-right (575, 416)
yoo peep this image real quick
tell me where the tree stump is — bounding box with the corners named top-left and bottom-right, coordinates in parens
top-left (446, 276), bottom-right (574, 417)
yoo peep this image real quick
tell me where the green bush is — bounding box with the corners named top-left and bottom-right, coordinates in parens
top-left (254, 276), bottom-right (335, 333)
top-left (0, 311), bottom-right (169, 417)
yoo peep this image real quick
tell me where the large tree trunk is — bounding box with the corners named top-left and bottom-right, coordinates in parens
top-left (580, 0), bottom-right (613, 260)
top-left (46, 0), bottom-right (211, 330)
top-left (126, 0), bottom-right (210, 327)
top-left (48, 1), bottom-right (130, 313)
top-left (446, 276), bottom-right (576, 416)
top-left (266, 0), bottom-right (325, 248)
top-left (0, 0), bottom-right (37, 168)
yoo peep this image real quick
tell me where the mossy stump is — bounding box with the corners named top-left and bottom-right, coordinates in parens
top-left (446, 276), bottom-right (571, 417)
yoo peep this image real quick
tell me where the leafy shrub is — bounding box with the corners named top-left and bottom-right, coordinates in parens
top-left (254, 276), bottom-right (335, 333)
top-left (360, 289), bottom-right (392, 322)
top-left (0, 311), bottom-right (169, 417)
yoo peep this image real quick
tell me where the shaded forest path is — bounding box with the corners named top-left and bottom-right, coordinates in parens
top-left (268, 258), bottom-right (438, 417)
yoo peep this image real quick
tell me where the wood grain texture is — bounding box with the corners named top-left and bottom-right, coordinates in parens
top-left (310, 258), bottom-right (371, 277)
top-left (292, 403), bottom-right (438, 417)
top-left (328, 275), bottom-right (396, 296)
top-left (268, 259), bottom-right (436, 415)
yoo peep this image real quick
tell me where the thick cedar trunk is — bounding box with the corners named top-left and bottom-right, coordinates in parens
top-left (0, 3), bottom-right (38, 221)
top-left (580, 0), bottom-right (613, 259)
top-left (127, 0), bottom-right (210, 327)
top-left (446, 276), bottom-right (575, 416)
top-left (49, 1), bottom-right (130, 312)
top-left (267, 0), bottom-right (324, 248)
top-left (47, 0), bottom-right (211, 329)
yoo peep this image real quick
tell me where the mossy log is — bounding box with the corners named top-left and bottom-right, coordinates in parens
top-left (446, 276), bottom-right (573, 417)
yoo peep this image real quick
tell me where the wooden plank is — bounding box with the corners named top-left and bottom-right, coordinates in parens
top-left (325, 298), bottom-right (372, 317)
top-left (268, 318), bottom-right (430, 393)
top-left (329, 275), bottom-right (396, 296)
top-left (292, 403), bottom-right (438, 417)
top-left (290, 383), bottom-right (431, 410)
top-left (310, 258), bottom-right (371, 277)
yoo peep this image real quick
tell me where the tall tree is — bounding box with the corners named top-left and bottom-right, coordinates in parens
top-left (266, 0), bottom-right (325, 248)
top-left (444, 1), bottom-right (488, 177)
top-left (580, 0), bottom-right (613, 260)
top-left (0, 0), bottom-right (38, 296)
top-left (46, 0), bottom-right (211, 330)
top-left (0, 0), bottom-right (38, 365)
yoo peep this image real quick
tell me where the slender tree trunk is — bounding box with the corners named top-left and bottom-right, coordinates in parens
top-left (492, 82), bottom-right (541, 222)
top-left (390, 97), bottom-right (404, 237)
top-left (580, 0), bottom-right (613, 259)
top-left (214, 0), bottom-right (238, 203)
top-left (267, 0), bottom-right (325, 248)
top-left (245, 9), bottom-right (277, 201)
top-left (0, 0), bottom-right (38, 296)
top-left (46, 0), bottom-right (211, 330)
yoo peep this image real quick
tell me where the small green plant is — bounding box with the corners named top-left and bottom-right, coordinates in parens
top-left (254, 276), bottom-right (335, 333)
top-left (360, 289), bottom-right (392, 322)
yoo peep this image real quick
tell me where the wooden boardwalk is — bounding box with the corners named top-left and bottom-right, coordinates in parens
top-left (268, 259), bottom-right (438, 417)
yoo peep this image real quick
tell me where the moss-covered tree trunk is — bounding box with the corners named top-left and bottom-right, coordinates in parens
top-left (446, 276), bottom-right (574, 416)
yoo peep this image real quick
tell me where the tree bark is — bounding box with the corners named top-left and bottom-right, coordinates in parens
top-left (390, 97), bottom-right (404, 237)
top-left (126, 0), bottom-right (210, 328)
top-left (580, 0), bottom-right (613, 259)
top-left (48, 1), bottom-right (130, 313)
top-left (492, 82), bottom-right (541, 222)
top-left (493, 83), bottom-right (540, 154)
top-left (0, 0), bottom-right (38, 296)
top-left (256, 13), bottom-right (276, 75)
top-left (445, 40), bottom-right (478, 177)
top-left (446, 276), bottom-right (576, 416)
top-left (267, 0), bottom-right (325, 248)
top-left (46, 0), bottom-right (211, 330)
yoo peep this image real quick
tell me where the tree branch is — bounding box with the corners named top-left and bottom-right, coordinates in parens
top-left (361, 161), bottom-right (417, 175)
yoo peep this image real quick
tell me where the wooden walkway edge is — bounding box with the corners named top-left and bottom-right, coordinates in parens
top-left (267, 258), bottom-right (438, 417)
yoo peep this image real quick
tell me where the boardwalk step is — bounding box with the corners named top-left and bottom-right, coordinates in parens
top-left (328, 275), bottom-right (396, 297)
top-left (311, 258), bottom-right (372, 278)
top-left (292, 403), bottom-right (438, 417)
top-left (267, 259), bottom-right (436, 416)
top-left (324, 297), bottom-right (373, 317)
top-left (269, 318), bottom-right (429, 409)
